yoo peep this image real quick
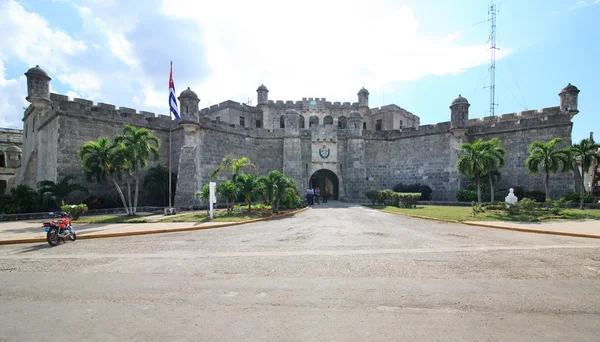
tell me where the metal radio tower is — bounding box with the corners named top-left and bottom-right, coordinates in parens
top-left (486, 1), bottom-right (499, 116)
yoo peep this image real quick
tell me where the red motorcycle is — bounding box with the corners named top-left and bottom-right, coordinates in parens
top-left (44, 212), bottom-right (76, 246)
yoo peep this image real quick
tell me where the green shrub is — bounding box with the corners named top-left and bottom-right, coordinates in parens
top-left (392, 183), bottom-right (433, 200)
top-left (61, 204), bottom-right (88, 220)
top-left (484, 203), bottom-right (507, 211)
top-left (523, 190), bottom-right (546, 203)
top-left (560, 191), bottom-right (593, 204)
top-left (549, 199), bottom-right (570, 216)
top-left (506, 198), bottom-right (540, 216)
top-left (471, 202), bottom-right (486, 217)
top-left (391, 192), bottom-right (421, 208)
top-left (376, 190), bottom-right (388, 205)
top-left (365, 190), bottom-right (378, 205)
top-left (456, 190), bottom-right (478, 202)
top-left (252, 203), bottom-right (273, 212)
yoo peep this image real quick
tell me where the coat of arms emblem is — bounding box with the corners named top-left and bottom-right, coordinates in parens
top-left (319, 145), bottom-right (330, 159)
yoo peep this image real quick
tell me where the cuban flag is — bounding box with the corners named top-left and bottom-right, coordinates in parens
top-left (169, 62), bottom-right (180, 119)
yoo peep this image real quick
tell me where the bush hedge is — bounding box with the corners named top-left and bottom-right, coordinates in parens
top-left (392, 183), bottom-right (432, 200)
top-left (61, 204), bottom-right (88, 220)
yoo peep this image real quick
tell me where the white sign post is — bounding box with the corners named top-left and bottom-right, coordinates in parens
top-left (209, 182), bottom-right (216, 220)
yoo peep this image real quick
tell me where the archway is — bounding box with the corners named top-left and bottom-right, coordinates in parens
top-left (309, 169), bottom-right (339, 200)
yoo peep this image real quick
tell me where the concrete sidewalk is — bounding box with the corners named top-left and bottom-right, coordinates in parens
top-left (462, 219), bottom-right (600, 239)
top-left (0, 209), bottom-right (307, 244)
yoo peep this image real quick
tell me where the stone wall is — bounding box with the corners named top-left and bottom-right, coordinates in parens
top-left (468, 112), bottom-right (575, 199)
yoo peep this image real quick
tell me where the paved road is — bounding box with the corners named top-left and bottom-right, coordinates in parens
top-left (1, 201), bottom-right (599, 341)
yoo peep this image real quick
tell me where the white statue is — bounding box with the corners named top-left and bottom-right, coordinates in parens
top-left (505, 188), bottom-right (518, 205)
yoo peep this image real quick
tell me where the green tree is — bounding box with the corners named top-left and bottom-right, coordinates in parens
top-left (571, 138), bottom-right (600, 209)
top-left (257, 175), bottom-right (275, 205)
top-left (236, 174), bottom-right (258, 211)
top-left (37, 175), bottom-right (88, 207)
top-left (218, 180), bottom-right (239, 214)
top-left (143, 165), bottom-right (177, 206)
top-left (3, 184), bottom-right (37, 213)
top-left (77, 137), bottom-right (130, 215)
top-left (114, 124), bottom-right (160, 215)
top-left (525, 138), bottom-right (572, 208)
top-left (209, 154), bottom-right (256, 182)
top-left (269, 170), bottom-right (297, 213)
top-left (194, 183), bottom-right (219, 213)
top-left (457, 138), bottom-right (505, 203)
top-left (482, 139), bottom-right (506, 202)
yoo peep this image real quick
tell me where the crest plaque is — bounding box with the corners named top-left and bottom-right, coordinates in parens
top-left (319, 145), bottom-right (330, 159)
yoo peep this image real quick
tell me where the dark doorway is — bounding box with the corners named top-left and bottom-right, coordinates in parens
top-left (309, 169), bottom-right (339, 200)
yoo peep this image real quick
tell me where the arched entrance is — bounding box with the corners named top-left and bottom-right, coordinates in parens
top-left (309, 169), bottom-right (339, 200)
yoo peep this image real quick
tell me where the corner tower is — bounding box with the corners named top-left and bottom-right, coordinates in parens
top-left (559, 83), bottom-right (580, 118)
top-left (24, 65), bottom-right (51, 109)
top-left (178, 87), bottom-right (200, 122)
top-left (450, 95), bottom-right (470, 129)
top-left (257, 84), bottom-right (269, 105)
top-left (358, 87), bottom-right (369, 115)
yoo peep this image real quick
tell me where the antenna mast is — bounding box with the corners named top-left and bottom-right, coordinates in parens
top-left (487, 1), bottom-right (499, 116)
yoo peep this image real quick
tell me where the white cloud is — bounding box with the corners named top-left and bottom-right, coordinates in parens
top-left (0, 0), bottom-right (513, 128)
top-left (0, 60), bottom-right (28, 129)
top-left (570, 0), bottom-right (600, 10)
top-left (0, 0), bottom-right (86, 74)
top-left (161, 0), bottom-right (511, 106)
top-left (57, 71), bottom-right (102, 96)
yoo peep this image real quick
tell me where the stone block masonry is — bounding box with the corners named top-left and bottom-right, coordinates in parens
top-left (12, 64), bottom-right (580, 206)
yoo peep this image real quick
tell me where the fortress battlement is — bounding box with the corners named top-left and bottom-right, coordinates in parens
top-left (197, 117), bottom-right (285, 139)
top-left (47, 93), bottom-right (173, 129)
top-left (466, 106), bottom-right (563, 127)
top-left (200, 100), bottom-right (262, 115)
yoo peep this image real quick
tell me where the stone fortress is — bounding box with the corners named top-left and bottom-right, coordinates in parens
top-left (7, 65), bottom-right (580, 207)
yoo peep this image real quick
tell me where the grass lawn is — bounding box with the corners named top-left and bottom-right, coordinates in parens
top-left (367, 205), bottom-right (600, 223)
top-left (157, 210), bottom-right (276, 223)
top-left (74, 214), bottom-right (152, 224)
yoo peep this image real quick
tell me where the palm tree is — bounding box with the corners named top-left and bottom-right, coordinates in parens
top-left (77, 137), bottom-right (130, 215)
top-left (143, 165), bottom-right (176, 206)
top-left (269, 170), bottom-right (297, 213)
top-left (457, 138), bottom-right (505, 203)
top-left (218, 180), bottom-right (239, 214)
top-left (257, 175), bottom-right (275, 205)
top-left (209, 155), bottom-right (256, 182)
top-left (483, 139), bottom-right (506, 202)
top-left (38, 175), bottom-right (88, 207)
top-left (236, 174), bottom-right (258, 211)
top-left (571, 138), bottom-right (600, 209)
top-left (484, 169), bottom-right (502, 203)
top-left (114, 124), bottom-right (160, 215)
top-left (194, 183), bottom-right (219, 213)
top-left (525, 138), bottom-right (572, 208)
top-left (4, 184), bottom-right (37, 213)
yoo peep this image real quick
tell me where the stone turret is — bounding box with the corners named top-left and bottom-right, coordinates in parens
top-left (283, 109), bottom-right (300, 136)
top-left (450, 94), bottom-right (470, 129)
top-left (257, 84), bottom-right (269, 105)
top-left (559, 83), bottom-right (579, 117)
top-left (358, 87), bottom-right (369, 108)
top-left (178, 87), bottom-right (200, 122)
top-left (347, 111), bottom-right (363, 137)
top-left (24, 65), bottom-right (51, 109)
top-left (4, 144), bottom-right (22, 168)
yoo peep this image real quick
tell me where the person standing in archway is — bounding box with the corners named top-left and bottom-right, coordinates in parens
top-left (322, 187), bottom-right (328, 203)
top-left (315, 188), bottom-right (321, 204)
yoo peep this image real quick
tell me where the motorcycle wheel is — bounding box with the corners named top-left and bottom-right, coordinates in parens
top-left (69, 232), bottom-right (76, 241)
top-left (47, 228), bottom-right (60, 246)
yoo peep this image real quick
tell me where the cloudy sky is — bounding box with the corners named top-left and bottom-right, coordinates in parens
top-left (0, 0), bottom-right (598, 142)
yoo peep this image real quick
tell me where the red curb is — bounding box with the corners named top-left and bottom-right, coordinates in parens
top-left (0, 207), bottom-right (308, 245)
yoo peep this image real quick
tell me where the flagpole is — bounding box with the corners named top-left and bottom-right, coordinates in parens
top-left (168, 61), bottom-right (173, 209)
